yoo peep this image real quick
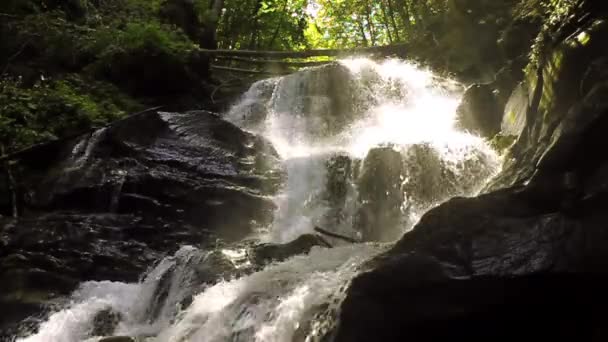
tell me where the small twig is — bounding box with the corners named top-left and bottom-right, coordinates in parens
top-left (211, 64), bottom-right (291, 75)
top-left (314, 226), bottom-right (359, 243)
top-left (215, 56), bottom-right (333, 68)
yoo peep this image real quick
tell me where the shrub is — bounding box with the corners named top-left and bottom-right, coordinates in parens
top-left (0, 76), bottom-right (136, 152)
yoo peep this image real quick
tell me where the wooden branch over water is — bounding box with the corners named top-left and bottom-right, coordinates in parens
top-left (201, 44), bottom-right (407, 58)
top-left (314, 226), bottom-right (359, 243)
top-left (210, 65), bottom-right (292, 75)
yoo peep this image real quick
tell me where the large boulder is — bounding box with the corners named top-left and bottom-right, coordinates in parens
top-left (271, 63), bottom-right (355, 136)
top-left (320, 153), bottom-right (359, 233)
top-left (21, 110), bottom-right (283, 238)
top-left (355, 147), bottom-right (405, 242)
top-left (0, 110), bottom-right (284, 337)
top-left (334, 183), bottom-right (608, 341)
top-left (456, 84), bottom-right (503, 138)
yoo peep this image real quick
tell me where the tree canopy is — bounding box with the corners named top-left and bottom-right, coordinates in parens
top-left (0, 0), bottom-right (584, 154)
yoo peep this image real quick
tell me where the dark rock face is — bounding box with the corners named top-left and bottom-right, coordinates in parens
top-left (91, 309), bottom-right (123, 337)
top-left (335, 186), bottom-right (608, 342)
top-left (355, 147), bottom-right (405, 242)
top-left (23, 110), bottom-right (283, 238)
top-left (456, 84), bottom-right (503, 138)
top-left (322, 153), bottom-right (359, 231)
top-left (272, 63), bottom-right (356, 136)
top-left (490, 18), bottom-right (608, 189)
top-left (0, 110), bottom-right (284, 336)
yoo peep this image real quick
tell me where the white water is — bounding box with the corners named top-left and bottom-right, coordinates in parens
top-left (16, 59), bottom-right (500, 342)
top-left (228, 58), bottom-right (500, 242)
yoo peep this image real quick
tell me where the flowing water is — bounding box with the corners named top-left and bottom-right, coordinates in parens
top-left (15, 59), bottom-right (500, 342)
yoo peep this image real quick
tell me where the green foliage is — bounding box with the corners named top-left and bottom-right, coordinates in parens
top-left (88, 20), bottom-right (197, 70)
top-left (0, 76), bottom-right (133, 151)
top-left (517, 0), bottom-right (583, 69)
top-left (217, 0), bottom-right (310, 50)
top-left (0, 0), bottom-right (205, 153)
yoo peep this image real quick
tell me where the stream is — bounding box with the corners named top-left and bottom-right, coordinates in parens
top-left (15, 58), bottom-right (501, 342)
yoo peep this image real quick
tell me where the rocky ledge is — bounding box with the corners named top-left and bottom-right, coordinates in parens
top-left (0, 110), bottom-right (284, 336)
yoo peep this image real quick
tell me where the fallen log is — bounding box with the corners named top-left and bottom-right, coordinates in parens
top-left (215, 57), bottom-right (333, 68)
top-left (210, 65), bottom-right (292, 75)
top-left (201, 44), bottom-right (407, 59)
top-left (314, 226), bottom-right (359, 244)
top-left (315, 235), bottom-right (334, 248)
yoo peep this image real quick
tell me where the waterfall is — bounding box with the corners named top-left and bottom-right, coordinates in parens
top-left (15, 59), bottom-right (500, 342)
top-left (227, 58), bottom-right (499, 242)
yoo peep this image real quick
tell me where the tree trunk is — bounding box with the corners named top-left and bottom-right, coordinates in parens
top-left (207, 0), bottom-right (225, 48)
top-left (358, 21), bottom-right (369, 47)
top-left (268, 0), bottom-right (288, 48)
top-left (247, 0), bottom-right (263, 49)
top-left (199, 44), bottom-right (407, 58)
top-left (363, 1), bottom-right (376, 46)
top-left (387, 0), bottom-right (401, 41)
top-left (397, 0), bottom-right (411, 28)
top-left (380, 0), bottom-right (394, 43)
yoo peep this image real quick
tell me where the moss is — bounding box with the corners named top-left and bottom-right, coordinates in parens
top-left (0, 75), bottom-right (141, 152)
top-left (490, 133), bottom-right (518, 154)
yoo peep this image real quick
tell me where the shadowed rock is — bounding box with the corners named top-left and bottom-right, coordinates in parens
top-left (0, 110), bottom-right (284, 337)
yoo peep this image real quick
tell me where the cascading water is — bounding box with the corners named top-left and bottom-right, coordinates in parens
top-left (227, 58), bottom-right (499, 242)
top-left (15, 59), bottom-right (500, 342)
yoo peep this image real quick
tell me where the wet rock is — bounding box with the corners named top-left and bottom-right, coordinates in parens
top-left (98, 337), bottom-right (135, 342)
top-left (489, 18), bottom-right (608, 190)
top-left (251, 234), bottom-right (330, 266)
top-left (91, 309), bottom-right (122, 337)
top-left (456, 84), bottom-right (503, 138)
top-left (137, 236), bottom-right (330, 324)
top-left (321, 154), bottom-right (359, 230)
top-left (1, 110), bottom-right (285, 335)
top-left (401, 144), bottom-right (453, 208)
top-left (226, 78), bottom-right (278, 128)
top-left (334, 183), bottom-right (608, 341)
top-left (325, 154), bottom-right (356, 206)
top-left (22, 110), bottom-right (283, 239)
top-left (0, 213), bottom-right (177, 319)
top-left (355, 147), bottom-right (405, 242)
top-left (272, 63), bottom-right (355, 136)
